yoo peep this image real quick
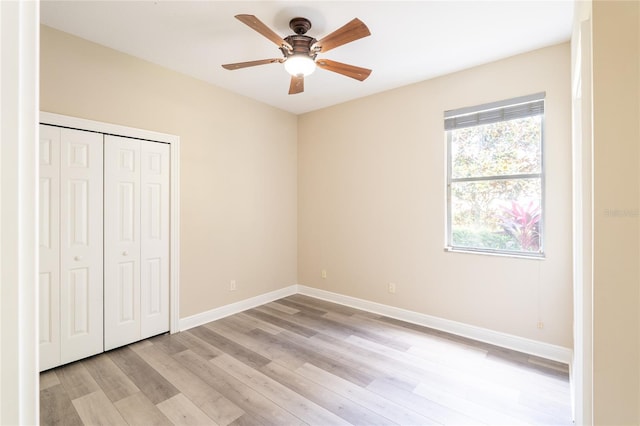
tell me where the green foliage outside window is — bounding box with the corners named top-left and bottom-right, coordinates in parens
top-left (448, 115), bottom-right (543, 254)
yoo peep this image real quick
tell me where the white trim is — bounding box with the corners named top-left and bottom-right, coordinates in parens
top-left (1, 1), bottom-right (39, 423)
top-left (38, 112), bottom-right (181, 334)
top-left (297, 285), bottom-right (573, 364)
top-left (571, 7), bottom-right (593, 424)
top-left (179, 286), bottom-right (298, 331)
top-left (40, 112), bottom-right (177, 144)
top-left (169, 128), bottom-right (181, 334)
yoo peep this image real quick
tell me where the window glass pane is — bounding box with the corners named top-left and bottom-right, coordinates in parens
top-left (450, 178), bottom-right (541, 253)
top-left (450, 116), bottom-right (542, 179)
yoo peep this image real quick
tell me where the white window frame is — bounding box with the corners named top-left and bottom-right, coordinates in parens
top-left (445, 92), bottom-right (546, 258)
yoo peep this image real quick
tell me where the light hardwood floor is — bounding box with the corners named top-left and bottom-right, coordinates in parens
top-left (40, 294), bottom-right (572, 425)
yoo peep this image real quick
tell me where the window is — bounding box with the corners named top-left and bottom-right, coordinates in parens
top-left (445, 93), bottom-right (544, 257)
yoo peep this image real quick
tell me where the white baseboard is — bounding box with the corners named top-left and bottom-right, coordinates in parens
top-left (179, 285), bottom-right (298, 331)
top-left (179, 283), bottom-right (573, 365)
top-left (297, 285), bottom-right (573, 365)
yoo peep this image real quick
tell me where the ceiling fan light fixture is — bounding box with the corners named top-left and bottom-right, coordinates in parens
top-left (222, 15), bottom-right (372, 94)
top-left (284, 54), bottom-right (316, 76)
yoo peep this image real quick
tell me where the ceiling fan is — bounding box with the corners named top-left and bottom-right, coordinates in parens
top-left (222, 14), bottom-right (372, 95)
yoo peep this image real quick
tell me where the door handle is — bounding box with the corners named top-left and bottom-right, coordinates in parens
top-left (74, 256), bottom-right (82, 261)
top-left (122, 251), bottom-right (128, 256)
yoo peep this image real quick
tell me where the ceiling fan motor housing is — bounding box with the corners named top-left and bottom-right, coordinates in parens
top-left (281, 34), bottom-right (317, 59)
top-left (279, 17), bottom-right (317, 60)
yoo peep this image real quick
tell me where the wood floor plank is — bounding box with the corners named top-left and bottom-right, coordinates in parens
top-left (174, 349), bottom-right (306, 426)
top-left (216, 315), bottom-right (261, 334)
top-left (353, 311), bottom-right (490, 353)
top-left (40, 384), bottom-right (84, 426)
top-left (113, 391), bottom-right (173, 426)
top-left (367, 377), bottom-right (482, 425)
top-left (408, 337), bottom-right (569, 397)
top-left (173, 329), bottom-right (225, 360)
top-left (315, 311), bottom-right (418, 352)
top-left (256, 305), bottom-right (352, 340)
top-left (274, 296), bottom-right (330, 316)
top-left (517, 389), bottom-right (574, 424)
top-left (413, 381), bottom-right (527, 425)
top-left (368, 312), bottom-right (476, 341)
top-left (368, 312), bottom-right (570, 378)
top-left (295, 308), bottom-right (412, 352)
top-left (72, 390), bottom-right (128, 426)
top-left (273, 328), bottom-right (387, 387)
top-left (212, 353), bottom-right (352, 426)
top-left (248, 327), bottom-right (376, 387)
top-left (259, 360), bottom-right (394, 425)
top-left (39, 370), bottom-right (60, 391)
top-left (286, 294), bottom-right (386, 318)
top-left (244, 308), bottom-right (318, 337)
top-left (128, 339), bottom-right (154, 350)
top-left (132, 343), bottom-right (245, 426)
top-left (108, 346), bottom-right (180, 404)
top-left (148, 332), bottom-right (189, 354)
top-left (82, 353), bottom-right (139, 402)
top-left (262, 300), bottom-right (300, 315)
top-left (350, 312), bottom-right (490, 358)
top-left (205, 317), bottom-right (306, 370)
top-left (294, 362), bottom-right (438, 426)
top-left (311, 333), bottom-right (433, 393)
top-left (341, 331), bottom-right (563, 422)
top-left (236, 311), bottom-right (288, 335)
top-left (157, 393), bottom-right (219, 426)
top-left (343, 333), bottom-right (507, 396)
top-left (189, 325), bottom-right (271, 369)
top-left (56, 361), bottom-right (101, 400)
top-left (226, 413), bottom-right (266, 426)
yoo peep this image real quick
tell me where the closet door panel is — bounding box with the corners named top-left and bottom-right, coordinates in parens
top-left (59, 128), bottom-right (104, 364)
top-left (39, 125), bottom-right (61, 371)
top-left (104, 135), bottom-right (142, 350)
top-left (140, 142), bottom-right (170, 339)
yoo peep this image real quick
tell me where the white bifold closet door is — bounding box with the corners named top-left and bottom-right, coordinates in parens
top-left (104, 135), bottom-right (170, 351)
top-left (39, 125), bottom-right (104, 371)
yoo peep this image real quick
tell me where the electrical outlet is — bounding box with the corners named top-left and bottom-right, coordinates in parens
top-left (321, 269), bottom-right (327, 279)
top-left (230, 280), bottom-right (237, 291)
top-left (537, 321), bottom-right (544, 329)
top-left (388, 282), bottom-right (396, 294)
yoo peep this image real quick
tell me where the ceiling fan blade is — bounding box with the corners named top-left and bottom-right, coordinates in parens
top-left (222, 58), bottom-right (284, 70)
top-left (235, 14), bottom-right (293, 51)
top-left (312, 18), bottom-right (370, 53)
top-left (316, 59), bottom-right (372, 81)
top-left (288, 75), bottom-right (304, 95)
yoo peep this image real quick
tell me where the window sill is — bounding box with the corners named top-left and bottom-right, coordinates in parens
top-left (444, 247), bottom-right (545, 260)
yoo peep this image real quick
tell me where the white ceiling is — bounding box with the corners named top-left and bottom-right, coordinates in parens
top-left (40, 1), bottom-right (574, 115)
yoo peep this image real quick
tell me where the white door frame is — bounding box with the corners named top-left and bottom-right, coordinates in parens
top-left (1, 1), bottom-right (39, 423)
top-left (39, 112), bottom-right (181, 334)
top-left (571, 7), bottom-right (593, 425)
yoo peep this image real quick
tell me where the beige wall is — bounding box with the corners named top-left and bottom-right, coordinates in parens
top-left (40, 25), bottom-right (573, 348)
top-left (591, 1), bottom-right (640, 424)
top-left (298, 43), bottom-right (573, 348)
top-left (40, 26), bottom-right (298, 318)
